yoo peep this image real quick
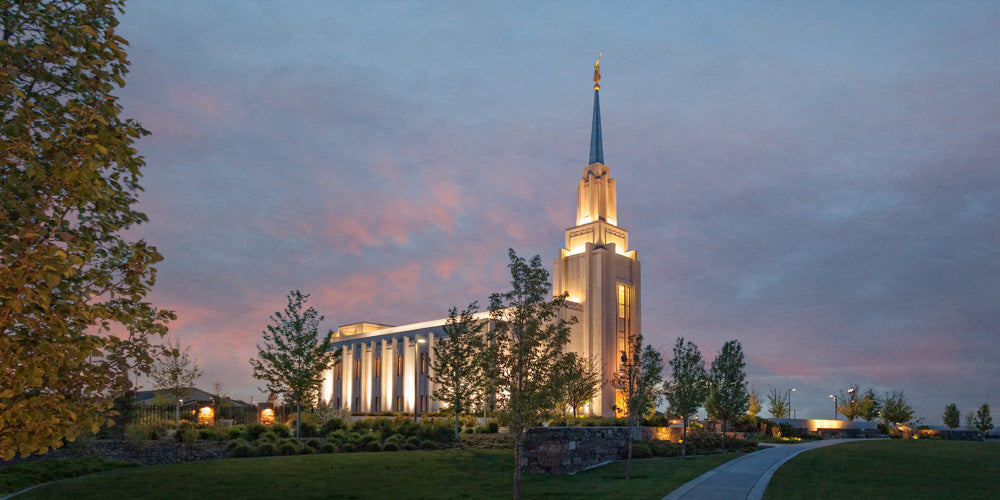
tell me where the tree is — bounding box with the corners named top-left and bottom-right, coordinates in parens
top-left (880, 390), bottom-right (914, 427)
top-left (665, 337), bottom-right (707, 459)
top-left (972, 404), bottom-right (992, 441)
top-left (612, 336), bottom-right (664, 479)
top-left (705, 340), bottom-right (748, 449)
top-left (250, 291), bottom-right (338, 439)
top-left (150, 338), bottom-right (203, 429)
top-left (746, 386), bottom-right (763, 418)
top-left (767, 388), bottom-right (790, 419)
top-left (1, 0), bottom-right (175, 460)
top-left (429, 302), bottom-right (486, 441)
top-left (942, 403), bottom-right (961, 430)
top-left (837, 384), bottom-right (862, 421)
top-left (559, 353), bottom-right (602, 418)
top-left (858, 388), bottom-right (881, 422)
top-left (487, 249), bottom-right (574, 500)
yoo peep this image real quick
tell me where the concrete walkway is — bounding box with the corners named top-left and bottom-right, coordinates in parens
top-left (663, 438), bottom-right (866, 500)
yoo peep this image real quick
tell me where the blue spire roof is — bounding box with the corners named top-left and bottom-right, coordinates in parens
top-left (589, 88), bottom-right (604, 165)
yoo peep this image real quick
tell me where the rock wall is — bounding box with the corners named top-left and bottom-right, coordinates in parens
top-left (522, 427), bottom-right (630, 474)
top-left (522, 426), bottom-right (682, 474)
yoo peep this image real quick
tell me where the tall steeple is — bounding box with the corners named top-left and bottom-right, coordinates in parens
top-left (553, 53), bottom-right (641, 417)
top-left (589, 53), bottom-right (604, 165)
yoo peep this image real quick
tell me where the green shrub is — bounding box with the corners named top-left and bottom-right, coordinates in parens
top-left (320, 442), bottom-right (337, 453)
top-left (246, 423), bottom-right (267, 440)
top-left (487, 422), bottom-right (499, 433)
top-left (419, 439), bottom-right (441, 450)
top-left (649, 440), bottom-right (681, 457)
top-left (342, 443), bottom-right (356, 453)
top-left (124, 423), bottom-right (149, 450)
top-left (404, 436), bottom-right (421, 450)
top-left (226, 438), bottom-right (248, 452)
top-left (278, 440), bottom-right (299, 455)
top-left (270, 423), bottom-right (291, 438)
top-left (417, 420), bottom-right (454, 442)
top-left (255, 441), bottom-right (277, 456)
top-left (320, 418), bottom-right (346, 436)
top-left (177, 426), bottom-right (199, 446)
top-left (231, 442), bottom-right (256, 458)
top-left (459, 433), bottom-right (515, 449)
top-left (305, 438), bottom-right (322, 449)
top-left (392, 417), bottom-right (419, 437)
top-left (630, 442), bottom-right (653, 458)
top-left (198, 427), bottom-right (220, 440)
top-left (327, 429), bottom-right (349, 445)
top-left (226, 424), bottom-right (249, 440)
top-left (352, 419), bottom-right (373, 432)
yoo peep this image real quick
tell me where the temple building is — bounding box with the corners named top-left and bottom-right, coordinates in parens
top-left (320, 59), bottom-right (640, 418)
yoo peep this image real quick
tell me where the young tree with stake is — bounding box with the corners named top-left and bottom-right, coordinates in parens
top-left (487, 249), bottom-right (574, 500)
top-left (612, 335), bottom-right (664, 479)
top-left (150, 338), bottom-right (203, 429)
top-left (250, 291), bottom-right (338, 439)
top-left (430, 303), bottom-right (486, 441)
top-left (665, 337), bottom-right (707, 459)
top-left (705, 340), bottom-right (748, 449)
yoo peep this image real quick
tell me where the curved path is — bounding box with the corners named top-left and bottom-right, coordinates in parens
top-left (663, 438), bottom-right (866, 500)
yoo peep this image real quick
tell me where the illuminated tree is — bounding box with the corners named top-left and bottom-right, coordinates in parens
top-left (705, 340), bottom-right (748, 449)
top-left (971, 404), bottom-right (992, 441)
top-left (858, 388), bottom-right (881, 422)
top-left (880, 390), bottom-right (914, 426)
top-left (430, 302), bottom-right (485, 440)
top-left (558, 353), bottom-right (602, 418)
top-left (942, 403), bottom-right (960, 430)
top-left (1, 0), bottom-right (174, 460)
top-left (612, 336), bottom-right (664, 479)
top-left (767, 388), bottom-right (790, 419)
top-left (150, 338), bottom-right (203, 429)
top-left (836, 384), bottom-right (862, 421)
top-left (487, 249), bottom-right (574, 500)
top-left (665, 337), bottom-right (707, 459)
top-left (250, 291), bottom-right (338, 439)
top-left (746, 386), bottom-right (763, 417)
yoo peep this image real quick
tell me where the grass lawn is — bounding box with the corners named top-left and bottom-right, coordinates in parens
top-left (764, 440), bottom-right (1000, 499)
top-left (9, 449), bottom-right (741, 499)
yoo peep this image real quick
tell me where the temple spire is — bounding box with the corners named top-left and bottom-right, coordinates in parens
top-left (589, 53), bottom-right (604, 165)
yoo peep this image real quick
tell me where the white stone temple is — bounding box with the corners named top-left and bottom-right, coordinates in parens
top-left (321, 60), bottom-right (640, 418)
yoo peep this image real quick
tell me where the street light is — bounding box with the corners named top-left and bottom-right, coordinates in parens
top-left (829, 394), bottom-right (838, 420)
top-left (787, 388), bottom-right (796, 419)
top-left (415, 337), bottom-right (426, 422)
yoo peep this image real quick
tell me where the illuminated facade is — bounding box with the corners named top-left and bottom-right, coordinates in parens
top-left (321, 61), bottom-right (639, 417)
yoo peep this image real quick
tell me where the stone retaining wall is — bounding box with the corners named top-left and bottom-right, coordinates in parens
top-left (522, 426), bottom-right (681, 474)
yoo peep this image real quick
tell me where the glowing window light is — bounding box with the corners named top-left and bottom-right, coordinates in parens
top-left (198, 405), bottom-right (214, 426)
top-left (260, 408), bottom-right (275, 425)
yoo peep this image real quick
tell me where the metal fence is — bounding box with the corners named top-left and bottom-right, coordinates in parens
top-left (129, 404), bottom-right (290, 426)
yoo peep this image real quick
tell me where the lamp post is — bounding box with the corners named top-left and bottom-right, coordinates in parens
top-left (829, 394), bottom-right (838, 420)
top-left (787, 388), bottom-right (796, 419)
top-left (415, 337), bottom-right (426, 422)
top-left (176, 399), bottom-right (183, 430)
top-left (846, 387), bottom-right (856, 421)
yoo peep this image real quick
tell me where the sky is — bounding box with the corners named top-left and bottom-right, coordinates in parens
top-left (115, 1), bottom-right (999, 424)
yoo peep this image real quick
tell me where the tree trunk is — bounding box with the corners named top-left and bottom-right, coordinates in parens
top-left (681, 416), bottom-right (688, 459)
top-left (513, 431), bottom-right (523, 500)
top-left (296, 403), bottom-right (302, 439)
top-left (455, 410), bottom-right (460, 442)
top-left (626, 422), bottom-right (633, 480)
top-left (721, 418), bottom-right (727, 450)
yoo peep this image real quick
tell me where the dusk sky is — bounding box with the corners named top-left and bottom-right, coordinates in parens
top-left (116, 1), bottom-right (999, 423)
